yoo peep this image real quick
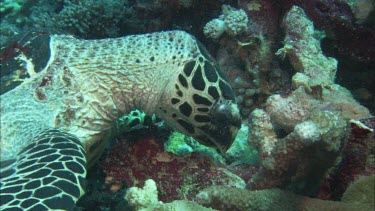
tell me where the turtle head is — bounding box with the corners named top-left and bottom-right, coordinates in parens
top-left (157, 52), bottom-right (242, 153)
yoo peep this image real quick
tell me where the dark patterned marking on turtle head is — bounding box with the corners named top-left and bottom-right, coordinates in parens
top-left (158, 47), bottom-right (241, 153)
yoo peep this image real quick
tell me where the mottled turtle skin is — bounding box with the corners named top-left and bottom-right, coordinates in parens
top-left (0, 30), bottom-right (241, 210)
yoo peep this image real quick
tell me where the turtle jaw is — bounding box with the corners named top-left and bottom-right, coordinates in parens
top-left (195, 99), bottom-right (242, 153)
top-left (196, 124), bottom-right (241, 154)
top-left (157, 94), bottom-right (242, 153)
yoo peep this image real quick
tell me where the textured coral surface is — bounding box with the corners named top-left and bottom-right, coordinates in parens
top-left (101, 131), bottom-right (257, 202)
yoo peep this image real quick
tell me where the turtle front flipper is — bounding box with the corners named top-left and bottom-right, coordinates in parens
top-left (0, 129), bottom-right (86, 211)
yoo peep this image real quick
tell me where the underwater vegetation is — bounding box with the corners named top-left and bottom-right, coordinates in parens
top-left (1, 0), bottom-right (374, 210)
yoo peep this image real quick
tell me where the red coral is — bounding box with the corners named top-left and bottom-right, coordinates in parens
top-left (100, 133), bottom-right (256, 202)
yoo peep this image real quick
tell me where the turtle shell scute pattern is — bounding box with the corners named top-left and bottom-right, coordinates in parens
top-left (0, 129), bottom-right (86, 210)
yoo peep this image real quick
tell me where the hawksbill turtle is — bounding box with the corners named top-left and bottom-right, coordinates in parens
top-left (0, 30), bottom-right (241, 210)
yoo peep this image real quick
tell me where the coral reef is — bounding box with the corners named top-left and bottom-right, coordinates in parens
top-left (162, 131), bottom-right (225, 164)
top-left (164, 131), bottom-right (194, 156)
top-left (203, 5), bottom-right (249, 39)
top-left (125, 179), bottom-right (161, 210)
top-left (125, 179), bottom-right (216, 211)
top-left (208, 0), bottom-right (288, 118)
top-left (0, 0), bottom-right (34, 43)
top-left (248, 108), bottom-right (278, 159)
top-left (278, 0), bottom-right (375, 64)
top-left (195, 177), bottom-right (374, 211)
top-left (1, 0), bottom-right (374, 209)
top-left (247, 6), bottom-right (372, 195)
top-left (0, 0), bottom-right (220, 43)
top-left (124, 176), bottom-right (373, 210)
top-left (101, 131), bottom-right (251, 202)
top-left (278, 5), bottom-right (337, 87)
top-left (317, 118), bottom-right (375, 200)
top-left (155, 200), bottom-right (216, 211)
top-left (0, 0), bottom-right (134, 41)
top-left (341, 175), bottom-right (375, 207)
top-left (50, 0), bottom-right (132, 38)
top-left (248, 106), bottom-right (349, 194)
top-left (265, 88), bottom-right (320, 132)
top-left (165, 125), bottom-right (259, 166)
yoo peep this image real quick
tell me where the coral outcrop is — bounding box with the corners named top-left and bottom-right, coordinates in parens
top-left (156, 200), bottom-right (216, 211)
top-left (277, 5), bottom-right (337, 87)
top-left (248, 109), bottom-right (278, 159)
top-left (125, 179), bottom-right (216, 211)
top-left (203, 5), bottom-right (249, 39)
top-left (247, 6), bottom-right (372, 195)
top-left (125, 179), bottom-right (161, 211)
top-left (51, 0), bottom-right (131, 38)
top-left (248, 105), bottom-right (349, 193)
top-left (278, 0), bottom-right (375, 64)
top-left (195, 175), bottom-right (374, 211)
top-left (210, 2), bottom-right (285, 118)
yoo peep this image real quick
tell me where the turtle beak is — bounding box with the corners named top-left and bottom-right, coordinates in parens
top-left (195, 99), bottom-right (242, 153)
